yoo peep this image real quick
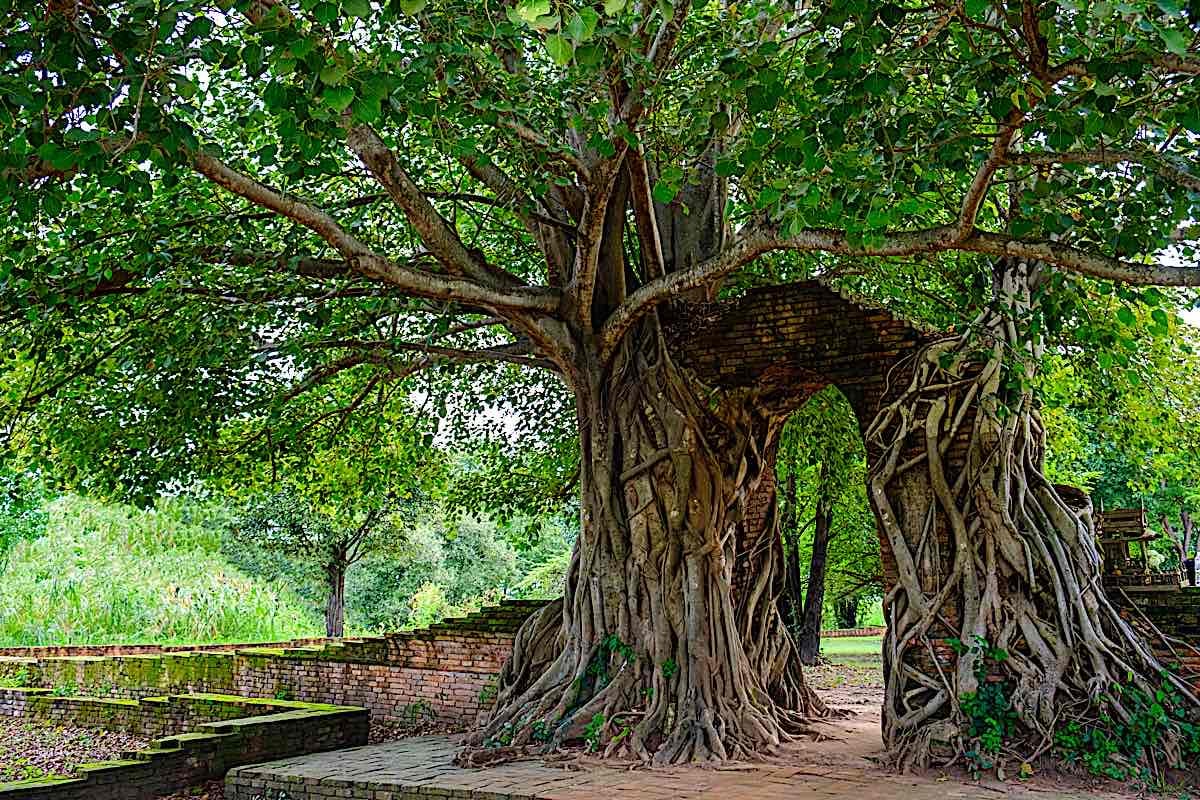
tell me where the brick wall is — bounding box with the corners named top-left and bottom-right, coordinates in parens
top-left (0, 688), bottom-right (324, 740)
top-left (0, 698), bottom-right (367, 800)
top-left (0, 600), bottom-right (545, 728)
top-left (1114, 588), bottom-right (1200, 692)
top-left (672, 281), bottom-right (931, 622)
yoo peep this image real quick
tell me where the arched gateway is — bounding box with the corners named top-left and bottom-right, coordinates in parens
top-left (670, 281), bottom-right (947, 742)
top-left (671, 280), bottom-right (1198, 765)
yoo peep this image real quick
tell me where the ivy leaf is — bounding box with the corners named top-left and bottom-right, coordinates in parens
top-left (544, 34), bottom-right (574, 66)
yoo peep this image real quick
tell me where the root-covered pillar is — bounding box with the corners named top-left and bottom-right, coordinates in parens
top-left (865, 259), bottom-right (1200, 774)
top-left (465, 319), bottom-right (823, 764)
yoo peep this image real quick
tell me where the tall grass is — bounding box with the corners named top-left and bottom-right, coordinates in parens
top-left (0, 495), bottom-right (320, 646)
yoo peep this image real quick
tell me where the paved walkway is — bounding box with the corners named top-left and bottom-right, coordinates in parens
top-left (225, 725), bottom-right (1124, 800)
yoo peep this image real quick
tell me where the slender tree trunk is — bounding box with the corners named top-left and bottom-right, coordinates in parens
top-left (797, 466), bottom-right (833, 665)
top-left (835, 597), bottom-right (859, 630)
top-left (780, 472), bottom-right (805, 631)
top-left (325, 562), bottom-right (346, 638)
top-left (467, 319), bottom-right (824, 764)
top-left (866, 259), bottom-right (1199, 771)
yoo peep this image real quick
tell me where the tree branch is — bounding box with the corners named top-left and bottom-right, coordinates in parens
top-left (192, 152), bottom-right (559, 314)
top-left (600, 223), bottom-right (1200, 355)
top-left (344, 124), bottom-right (524, 289)
top-left (1003, 149), bottom-right (1200, 192)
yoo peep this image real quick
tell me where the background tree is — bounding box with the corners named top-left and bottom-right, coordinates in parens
top-left (4, 0), bottom-right (1200, 768)
top-left (231, 489), bottom-right (404, 636)
top-left (777, 388), bottom-right (879, 665)
top-left (0, 465), bottom-right (49, 575)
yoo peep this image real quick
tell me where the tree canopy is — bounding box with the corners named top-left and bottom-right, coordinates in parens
top-left (4, 0), bottom-right (1200, 473)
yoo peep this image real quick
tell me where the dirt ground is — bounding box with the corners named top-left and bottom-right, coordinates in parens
top-left (0, 718), bottom-right (148, 783)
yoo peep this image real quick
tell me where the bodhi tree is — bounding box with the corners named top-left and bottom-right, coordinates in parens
top-left (4, 0), bottom-right (1200, 769)
top-left (776, 387), bottom-right (878, 665)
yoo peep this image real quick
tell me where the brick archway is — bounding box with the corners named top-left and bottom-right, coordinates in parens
top-left (672, 281), bottom-right (937, 601)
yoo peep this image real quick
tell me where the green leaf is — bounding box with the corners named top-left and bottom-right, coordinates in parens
top-left (516, 0), bottom-right (551, 22)
top-left (651, 180), bottom-right (677, 204)
top-left (657, 0), bottom-right (674, 21)
top-left (1158, 26), bottom-right (1189, 57)
top-left (963, 0), bottom-right (989, 19)
top-left (566, 9), bottom-right (600, 42)
top-left (398, 0), bottom-right (427, 12)
top-left (756, 186), bottom-right (782, 208)
top-left (603, 0), bottom-right (627, 13)
top-left (322, 85), bottom-right (356, 112)
top-left (544, 34), bottom-right (574, 66)
top-left (342, 0), bottom-right (371, 17)
top-left (320, 62), bottom-right (348, 85)
top-left (313, 1), bottom-right (338, 23)
top-left (1116, 305), bottom-right (1136, 327)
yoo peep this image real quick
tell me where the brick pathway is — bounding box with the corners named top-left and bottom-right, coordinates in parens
top-left (225, 730), bottom-right (1125, 800)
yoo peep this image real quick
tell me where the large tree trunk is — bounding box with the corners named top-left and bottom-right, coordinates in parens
top-left (797, 469), bottom-right (833, 666)
top-left (325, 562), bottom-right (346, 638)
top-left (866, 259), bottom-right (1200, 771)
top-left (467, 319), bottom-right (823, 764)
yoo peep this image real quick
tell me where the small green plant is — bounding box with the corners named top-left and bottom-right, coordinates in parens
top-left (585, 635), bottom-right (636, 687)
top-left (583, 713), bottom-right (606, 752)
top-left (531, 719), bottom-right (551, 743)
top-left (0, 667), bottom-right (32, 688)
top-left (273, 686), bottom-right (294, 701)
top-left (49, 681), bottom-right (77, 697)
top-left (660, 658), bottom-right (677, 680)
top-left (1054, 672), bottom-right (1200, 785)
top-left (479, 680), bottom-right (498, 705)
top-left (948, 635), bottom-right (1017, 778)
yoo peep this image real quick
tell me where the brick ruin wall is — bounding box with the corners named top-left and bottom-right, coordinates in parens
top-left (1115, 588), bottom-right (1200, 691)
top-left (0, 696), bottom-right (367, 800)
top-left (0, 600), bottom-right (546, 729)
top-left (673, 281), bottom-right (931, 607)
top-left (676, 281), bottom-right (1200, 692)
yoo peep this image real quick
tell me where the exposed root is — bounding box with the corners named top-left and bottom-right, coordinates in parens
top-left (866, 260), bottom-right (1200, 774)
top-left (461, 319), bottom-right (823, 766)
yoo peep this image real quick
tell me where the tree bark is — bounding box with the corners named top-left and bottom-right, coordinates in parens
top-left (834, 597), bottom-right (859, 630)
top-left (466, 319), bottom-right (824, 764)
top-left (865, 259), bottom-right (1200, 771)
top-left (780, 472), bottom-right (805, 631)
top-left (797, 466), bottom-right (833, 666)
top-left (325, 561), bottom-right (346, 638)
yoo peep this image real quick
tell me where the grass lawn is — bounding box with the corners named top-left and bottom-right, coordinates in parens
top-left (820, 635), bottom-right (883, 661)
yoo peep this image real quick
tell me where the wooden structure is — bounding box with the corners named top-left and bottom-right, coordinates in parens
top-left (1099, 506), bottom-right (1181, 590)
